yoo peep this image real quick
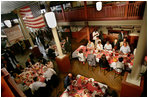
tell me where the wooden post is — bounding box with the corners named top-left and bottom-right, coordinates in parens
top-left (84, 1), bottom-right (88, 20)
top-left (17, 9), bottom-right (34, 48)
top-left (84, 1), bottom-right (90, 41)
top-left (125, 1), bottom-right (129, 18)
top-left (51, 28), bottom-right (63, 57)
top-left (61, 4), bottom-right (66, 21)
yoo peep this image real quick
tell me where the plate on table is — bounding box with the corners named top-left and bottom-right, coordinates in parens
top-left (72, 80), bottom-right (77, 86)
top-left (76, 75), bottom-right (81, 79)
top-left (88, 78), bottom-right (94, 83)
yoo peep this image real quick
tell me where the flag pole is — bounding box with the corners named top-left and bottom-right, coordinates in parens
top-left (16, 9), bottom-right (34, 48)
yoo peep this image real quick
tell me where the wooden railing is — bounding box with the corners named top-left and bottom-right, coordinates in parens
top-left (55, 2), bottom-right (145, 22)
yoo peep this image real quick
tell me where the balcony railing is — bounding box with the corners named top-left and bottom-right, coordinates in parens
top-left (55, 2), bottom-right (145, 22)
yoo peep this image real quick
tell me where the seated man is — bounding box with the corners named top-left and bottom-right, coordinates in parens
top-left (47, 47), bottom-right (56, 59)
top-left (120, 42), bottom-right (131, 54)
top-left (25, 58), bottom-right (35, 67)
top-left (99, 54), bottom-right (110, 69)
top-left (64, 73), bottom-right (73, 89)
top-left (43, 67), bottom-right (56, 82)
top-left (104, 41), bottom-right (112, 51)
top-left (30, 77), bottom-right (46, 94)
top-left (115, 57), bottom-right (124, 73)
top-left (38, 58), bottom-right (47, 65)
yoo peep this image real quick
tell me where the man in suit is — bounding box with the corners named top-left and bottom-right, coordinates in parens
top-left (64, 73), bottom-right (73, 89)
top-left (25, 58), bottom-right (35, 67)
top-left (118, 30), bottom-right (124, 42)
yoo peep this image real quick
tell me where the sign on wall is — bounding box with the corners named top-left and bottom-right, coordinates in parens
top-left (3, 25), bottom-right (24, 44)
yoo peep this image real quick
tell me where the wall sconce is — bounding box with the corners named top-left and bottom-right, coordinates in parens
top-left (96, 2), bottom-right (102, 11)
top-left (4, 20), bottom-right (12, 28)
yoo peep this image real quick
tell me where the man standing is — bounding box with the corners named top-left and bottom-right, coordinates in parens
top-left (118, 30), bottom-right (124, 42)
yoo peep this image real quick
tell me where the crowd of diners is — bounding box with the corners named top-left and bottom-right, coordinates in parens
top-left (76, 29), bottom-right (137, 73)
top-left (1, 27), bottom-right (146, 97)
top-left (1, 28), bottom-right (72, 96)
top-left (2, 48), bottom-right (59, 96)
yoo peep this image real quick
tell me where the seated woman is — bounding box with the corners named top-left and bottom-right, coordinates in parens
top-left (120, 37), bottom-right (129, 47)
top-left (95, 36), bottom-right (101, 46)
top-left (115, 57), bottom-right (124, 73)
top-left (104, 41), bottom-right (112, 51)
top-left (87, 40), bottom-right (95, 53)
top-left (112, 39), bottom-right (119, 50)
top-left (99, 54), bottom-right (110, 69)
top-left (77, 49), bottom-right (86, 64)
top-left (96, 41), bottom-right (103, 52)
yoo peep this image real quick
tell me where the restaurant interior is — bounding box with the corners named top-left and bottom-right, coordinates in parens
top-left (1, 1), bottom-right (147, 97)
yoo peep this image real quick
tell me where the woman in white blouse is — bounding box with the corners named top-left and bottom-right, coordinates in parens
top-left (77, 49), bottom-right (85, 64)
top-left (104, 41), bottom-right (112, 51)
top-left (96, 41), bottom-right (103, 51)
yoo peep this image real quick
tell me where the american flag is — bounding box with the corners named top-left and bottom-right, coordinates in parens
top-left (19, 3), bottom-right (46, 28)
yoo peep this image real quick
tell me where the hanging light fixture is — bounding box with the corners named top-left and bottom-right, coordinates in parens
top-left (44, 12), bottom-right (57, 28)
top-left (4, 20), bottom-right (12, 28)
top-left (96, 1), bottom-right (102, 11)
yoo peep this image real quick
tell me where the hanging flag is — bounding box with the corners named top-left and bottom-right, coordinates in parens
top-left (19, 3), bottom-right (46, 28)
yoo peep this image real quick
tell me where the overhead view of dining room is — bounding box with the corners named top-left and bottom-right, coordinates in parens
top-left (1, 1), bottom-right (147, 97)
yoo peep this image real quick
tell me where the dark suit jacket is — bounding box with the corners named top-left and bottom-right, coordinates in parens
top-left (118, 33), bottom-right (124, 42)
top-left (25, 59), bottom-right (35, 67)
top-left (99, 59), bottom-right (110, 68)
top-left (64, 76), bottom-right (71, 88)
top-left (112, 42), bottom-right (120, 50)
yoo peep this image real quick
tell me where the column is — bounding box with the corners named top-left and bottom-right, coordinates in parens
top-left (52, 28), bottom-right (63, 57)
top-left (17, 9), bottom-right (34, 48)
top-left (128, 2), bottom-right (147, 82)
top-left (120, 3), bottom-right (146, 97)
top-left (84, 1), bottom-right (90, 41)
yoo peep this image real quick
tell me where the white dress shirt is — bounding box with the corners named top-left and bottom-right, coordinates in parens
top-left (96, 44), bottom-right (103, 50)
top-left (120, 45), bottom-right (131, 54)
top-left (30, 81), bottom-right (46, 93)
top-left (77, 53), bottom-right (85, 62)
top-left (104, 44), bottom-right (112, 50)
top-left (43, 68), bottom-right (56, 81)
top-left (93, 31), bottom-right (99, 40)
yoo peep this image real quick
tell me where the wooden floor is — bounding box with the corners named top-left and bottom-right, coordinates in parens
top-left (50, 39), bottom-right (122, 97)
top-left (15, 39), bottom-right (122, 97)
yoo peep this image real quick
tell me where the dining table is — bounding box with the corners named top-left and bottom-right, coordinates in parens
top-left (72, 45), bottom-right (134, 70)
top-left (61, 74), bottom-right (108, 97)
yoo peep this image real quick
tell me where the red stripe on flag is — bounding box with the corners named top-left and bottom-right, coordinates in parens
top-left (20, 9), bottom-right (31, 13)
top-left (26, 25), bottom-right (46, 28)
top-left (25, 21), bottom-right (45, 25)
top-left (24, 17), bottom-right (44, 22)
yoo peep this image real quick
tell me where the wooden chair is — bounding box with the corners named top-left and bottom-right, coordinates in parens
top-left (114, 68), bottom-right (123, 79)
